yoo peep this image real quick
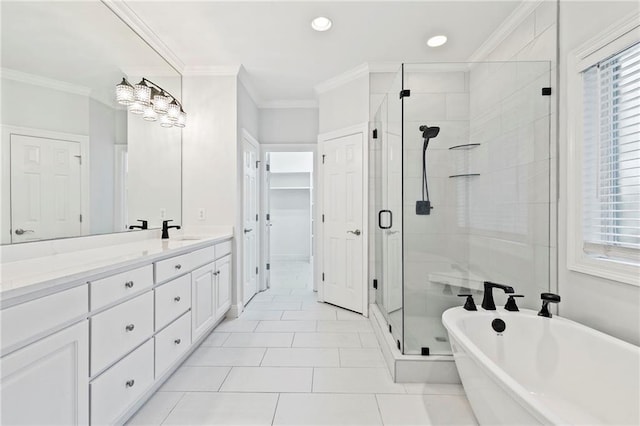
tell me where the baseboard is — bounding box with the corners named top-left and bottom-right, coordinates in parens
top-left (226, 303), bottom-right (243, 319)
top-left (369, 303), bottom-right (461, 384)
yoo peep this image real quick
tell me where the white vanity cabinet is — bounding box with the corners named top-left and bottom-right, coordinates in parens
top-left (0, 321), bottom-right (89, 425)
top-left (0, 235), bottom-right (233, 426)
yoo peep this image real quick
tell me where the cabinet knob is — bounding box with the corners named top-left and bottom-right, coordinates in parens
top-left (125, 324), bottom-right (135, 332)
top-left (125, 379), bottom-right (135, 388)
top-left (174, 264), bottom-right (182, 270)
top-left (174, 296), bottom-right (181, 302)
top-left (125, 281), bottom-right (134, 289)
top-left (174, 338), bottom-right (181, 345)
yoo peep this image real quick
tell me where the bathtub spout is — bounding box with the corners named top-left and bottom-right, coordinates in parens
top-left (481, 281), bottom-right (515, 310)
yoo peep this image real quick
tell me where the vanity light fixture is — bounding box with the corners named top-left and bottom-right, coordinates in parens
top-left (427, 35), bottom-right (448, 47)
top-left (116, 77), bottom-right (186, 128)
top-left (311, 16), bottom-right (332, 32)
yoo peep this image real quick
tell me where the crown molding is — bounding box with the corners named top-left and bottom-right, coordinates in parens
top-left (238, 65), bottom-right (263, 107)
top-left (258, 99), bottom-right (318, 109)
top-left (0, 68), bottom-right (92, 97)
top-left (314, 63), bottom-right (370, 94)
top-left (101, 0), bottom-right (185, 74)
top-left (368, 62), bottom-right (402, 74)
top-left (468, 0), bottom-right (544, 62)
top-left (182, 65), bottom-right (241, 76)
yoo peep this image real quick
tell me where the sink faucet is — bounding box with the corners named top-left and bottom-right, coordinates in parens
top-left (481, 281), bottom-right (515, 310)
top-left (129, 219), bottom-right (148, 230)
top-left (162, 220), bottom-right (181, 239)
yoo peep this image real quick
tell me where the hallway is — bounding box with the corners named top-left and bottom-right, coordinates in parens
top-left (127, 263), bottom-right (476, 425)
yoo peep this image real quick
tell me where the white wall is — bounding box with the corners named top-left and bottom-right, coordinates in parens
top-left (318, 74), bottom-right (369, 134)
top-left (259, 108), bottom-right (318, 144)
top-left (558, 0), bottom-right (640, 345)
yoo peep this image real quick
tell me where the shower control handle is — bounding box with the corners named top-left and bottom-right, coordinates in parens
top-left (378, 210), bottom-right (392, 230)
top-left (347, 229), bottom-right (361, 236)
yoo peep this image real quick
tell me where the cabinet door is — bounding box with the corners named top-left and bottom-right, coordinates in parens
top-left (215, 254), bottom-right (232, 320)
top-left (191, 262), bottom-right (216, 342)
top-left (1, 321), bottom-right (89, 425)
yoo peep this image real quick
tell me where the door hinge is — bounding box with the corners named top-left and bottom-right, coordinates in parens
top-left (256, 266), bottom-right (259, 275)
top-left (388, 324), bottom-right (392, 333)
top-left (256, 214), bottom-right (259, 222)
top-left (322, 273), bottom-right (325, 281)
top-left (373, 279), bottom-right (378, 289)
top-left (266, 213), bottom-right (270, 221)
top-left (74, 155), bottom-right (82, 165)
top-left (399, 89), bottom-right (411, 99)
top-left (397, 340), bottom-right (401, 350)
top-left (541, 87), bottom-right (552, 96)
top-left (79, 214), bottom-right (83, 223)
top-left (322, 214), bottom-right (325, 223)
top-left (322, 154), bottom-right (326, 164)
top-left (372, 129), bottom-right (378, 139)
top-left (266, 164), bottom-right (270, 172)
top-left (256, 160), bottom-right (260, 169)
top-left (266, 263), bottom-right (270, 270)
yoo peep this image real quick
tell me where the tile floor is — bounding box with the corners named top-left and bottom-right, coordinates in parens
top-left (127, 261), bottom-right (477, 425)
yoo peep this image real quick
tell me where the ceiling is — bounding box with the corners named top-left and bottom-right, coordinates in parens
top-left (125, 1), bottom-right (523, 104)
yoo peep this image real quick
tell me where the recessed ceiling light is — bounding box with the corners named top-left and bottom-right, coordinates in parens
top-left (427, 35), bottom-right (448, 47)
top-left (311, 16), bottom-right (332, 32)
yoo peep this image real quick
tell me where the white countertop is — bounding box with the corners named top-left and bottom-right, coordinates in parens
top-left (0, 232), bottom-right (232, 305)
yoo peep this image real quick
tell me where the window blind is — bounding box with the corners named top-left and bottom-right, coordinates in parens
top-left (582, 41), bottom-right (640, 261)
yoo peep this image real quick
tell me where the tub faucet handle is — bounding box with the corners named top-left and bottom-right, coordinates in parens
top-left (504, 295), bottom-right (524, 312)
top-left (538, 293), bottom-right (561, 318)
top-left (457, 294), bottom-right (477, 311)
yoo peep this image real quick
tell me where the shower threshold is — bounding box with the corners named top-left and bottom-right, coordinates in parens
top-left (369, 304), bottom-right (461, 384)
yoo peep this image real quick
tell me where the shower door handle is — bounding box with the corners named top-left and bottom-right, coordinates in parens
top-left (378, 210), bottom-right (392, 230)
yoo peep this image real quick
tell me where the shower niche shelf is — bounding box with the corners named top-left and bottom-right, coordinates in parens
top-left (448, 173), bottom-right (480, 178)
top-left (449, 143), bottom-right (481, 150)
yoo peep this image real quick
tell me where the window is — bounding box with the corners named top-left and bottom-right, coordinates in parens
top-left (581, 42), bottom-right (640, 261)
top-left (567, 16), bottom-right (640, 285)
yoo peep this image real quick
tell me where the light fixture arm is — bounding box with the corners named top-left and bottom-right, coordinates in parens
top-left (140, 77), bottom-right (183, 110)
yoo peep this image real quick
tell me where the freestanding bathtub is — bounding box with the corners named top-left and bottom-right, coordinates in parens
top-left (442, 307), bottom-right (640, 425)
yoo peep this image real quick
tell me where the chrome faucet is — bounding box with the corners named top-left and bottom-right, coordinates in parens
top-left (162, 220), bottom-right (181, 239)
top-left (481, 281), bottom-right (515, 310)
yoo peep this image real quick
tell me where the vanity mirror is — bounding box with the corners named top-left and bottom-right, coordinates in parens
top-left (0, 0), bottom-right (182, 244)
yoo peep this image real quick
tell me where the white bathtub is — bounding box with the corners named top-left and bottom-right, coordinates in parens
top-left (442, 307), bottom-right (640, 425)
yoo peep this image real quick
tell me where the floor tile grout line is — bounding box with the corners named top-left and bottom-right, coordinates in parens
top-left (258, 347), bottom-right (269, 366)
top-left (159, 391), bottom-right (187, 426)
top-left (270, 393), bottom-right (281, 426)
top-left (216, 367), bottom-right (234, 392)
top-left (373, 393), bottom-right (386, 425)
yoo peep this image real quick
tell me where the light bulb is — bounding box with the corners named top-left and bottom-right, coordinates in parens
top-left (160, 114), bottom-right (174, 128)
top-left (311, 16), bottom-right (332, 32)
top-left (129, 101), bottom-right (145, 115)
top-left (116, 78), bottom-right (134, 105)
top-left (153, 92), bottom-right (170, 114)
top-left (175, 110), bottom-right (187, 128)
top-left (134, 79), bottom-right (151, 105)
top-left (167, 100), bottom-right (180, 122)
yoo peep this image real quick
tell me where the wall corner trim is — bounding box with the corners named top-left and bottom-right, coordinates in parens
top-left (468, 0), bottom-right (544, 62)
top-left (101, 0), bottom-right (186, 74)
top-left (314, 63), bottom-right (370, 95)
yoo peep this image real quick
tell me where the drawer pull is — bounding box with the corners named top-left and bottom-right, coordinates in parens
top-left (174, 338), bottom-right (181, 345)
top-left (213, 271), bottom-right (220, 276)
top-left (174, 264), bottom-right (182, 270)
top-left (174, 296), bottom-right (181, 302)
top-left (125, 379), bottom-right (135, 388)
top-left (125, 281), bottom-right (134, 289)
top-left (125, 324), bottom-right (135, 332)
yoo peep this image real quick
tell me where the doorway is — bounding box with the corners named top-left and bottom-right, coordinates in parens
top-left (265, 151), bottom-right (314, 291)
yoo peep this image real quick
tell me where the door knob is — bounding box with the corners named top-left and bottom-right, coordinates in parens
top-left (244, 228), bottom-right (253, 234)
top-left (14, 228), bottom-right (34, 235)
top-left (347, 229), bottom-right (362, 236)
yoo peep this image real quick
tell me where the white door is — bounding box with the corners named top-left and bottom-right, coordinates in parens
top-left (383, 128), bottom-right (403, 313)
top-left (322, 132), bottom-right (365, 313)
top-left (243, 138), bottom-right (259, 305)
top-left (10, 134), bottom-right (82, 243)
top-left (1, 321), bottom-right (89, 425)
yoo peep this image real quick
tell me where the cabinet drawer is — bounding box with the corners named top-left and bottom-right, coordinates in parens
top-left (1, 285), bottom-right (88, 354)
top-left (90, 265), bottom-right (153, 311)
top-left (155, 312), bottom-right (191, 378)
top-left (215, 240), bottom-right (232, 259)
top-left (155, 246), bottom-right (215, 283)
top-left (90, 292), bottom-right (153, 376)
top-left (91, 339), bottom-right (154, 426)
top-left (155, 274), bottom-right (191, 330)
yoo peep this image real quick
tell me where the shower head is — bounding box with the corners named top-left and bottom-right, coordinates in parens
top-left (419, 125), bottom-right (440, 140)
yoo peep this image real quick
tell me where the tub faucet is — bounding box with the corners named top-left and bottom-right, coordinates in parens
top-left (538, 293), bottom-right (561, 318)
top-left (481, 281), bottom-right (515, 310)
top-left (162, 220), bottom-right (181, 239)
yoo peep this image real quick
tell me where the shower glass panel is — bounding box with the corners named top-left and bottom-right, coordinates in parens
top-left (374, 61), bottom-right (552, 356)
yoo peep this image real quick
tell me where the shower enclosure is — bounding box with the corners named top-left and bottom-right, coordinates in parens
top-left (373, 62), bottom-right (553, 355)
